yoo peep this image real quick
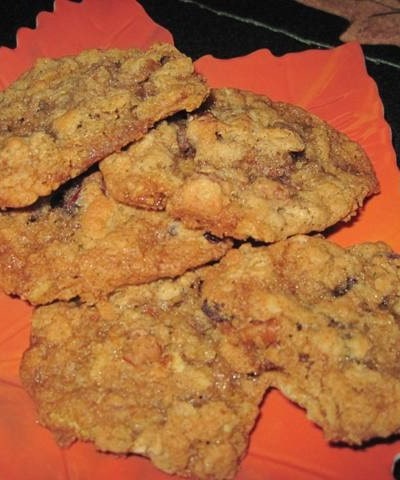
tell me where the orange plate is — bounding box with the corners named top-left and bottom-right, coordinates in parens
top-left (0, 1), bottom-right (399, 479)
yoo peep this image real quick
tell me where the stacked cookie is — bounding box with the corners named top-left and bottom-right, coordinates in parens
top-left (1, 43), bottom-right (399, 480)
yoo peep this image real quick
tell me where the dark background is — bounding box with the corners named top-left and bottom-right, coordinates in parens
top-left (0, 0), bottom-right (399, 165)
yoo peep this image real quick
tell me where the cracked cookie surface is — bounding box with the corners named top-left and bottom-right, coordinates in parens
top-left (0, 171), bottom-right (230, 305)
top-left (19, 234), bottom-right (400, 478)
top-left (0, 43), bottom-right (208, 207)
top-left (101, 88), bottom-right (378, 242)
top-left (200, 235), bottom-right (400, 445)
top-left (20, 272), bottom-right (269, 480)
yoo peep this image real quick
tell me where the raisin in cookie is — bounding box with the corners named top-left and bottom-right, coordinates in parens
top-left (20, 272), bottom-right (270, 480)
top-left (200, 235), bottom-right (400, 445)
top-left (0, 43), bottom-right (208, 208)
top-left (0, 171), bottom-right (229, 305)
top-left (101, 88), bottom-right (378, 242)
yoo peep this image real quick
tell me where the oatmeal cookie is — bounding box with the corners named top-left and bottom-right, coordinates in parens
top-left (0, 171), bottom-right (229, 305)
top-left (100, 88), bottom-right (378, 242)
top-left (0, 43), bottom-right (208, 208)
top-left (200, 235), bottom-right (400, 445)
top-left (20, 272), bottom-right (270, 480)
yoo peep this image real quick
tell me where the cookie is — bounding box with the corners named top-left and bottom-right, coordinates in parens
top-left (100, 88), bottom-right (378, 242)
top-left (200, 235), bottom-right (400, 445)
top-left (20, 272), bottom-right (270, 480)
top-left (0, 171), bottom-right (230, 305)
top-left (0, 43), bottom-right (208, 208)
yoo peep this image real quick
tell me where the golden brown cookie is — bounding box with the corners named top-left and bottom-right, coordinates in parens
top-left (20, 272), bottom-right (270, 480)
top-left (0, 43), bottom-right (208, 208)
top-left (200, 235), bottom-right (400, 445)
top-left (100, 88), bottom-right (378, 242)
top-left (0, 171), bottom-right (230, 305)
